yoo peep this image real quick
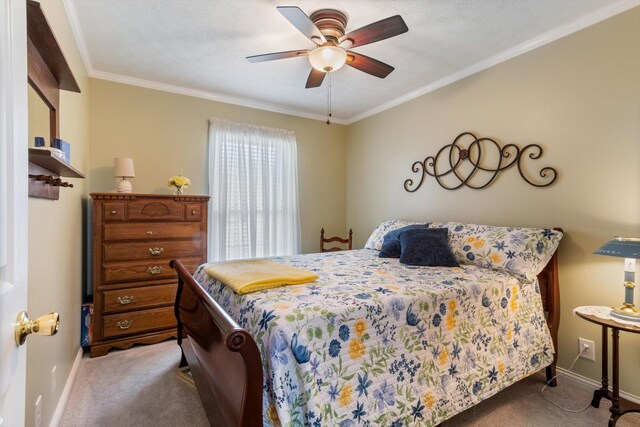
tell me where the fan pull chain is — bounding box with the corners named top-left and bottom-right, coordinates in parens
top-left (326, 72), bottom-right (332, 125)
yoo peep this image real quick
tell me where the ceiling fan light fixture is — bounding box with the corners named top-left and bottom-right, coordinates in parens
top-left (308, 45), bottom-right (347, 72)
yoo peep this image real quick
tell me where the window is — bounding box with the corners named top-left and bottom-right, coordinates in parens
top-left (208, 119), bottom-right (300, 261)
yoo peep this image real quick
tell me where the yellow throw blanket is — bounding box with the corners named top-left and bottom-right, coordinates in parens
top-left (204, 259), bottom-right (319, 295)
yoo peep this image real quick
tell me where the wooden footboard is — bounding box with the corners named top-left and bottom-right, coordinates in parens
top-left (171, 260), bottom-right (263, 427)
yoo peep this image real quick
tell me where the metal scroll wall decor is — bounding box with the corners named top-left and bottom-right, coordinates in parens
top-left (403, 132), bottom-right (558, 192)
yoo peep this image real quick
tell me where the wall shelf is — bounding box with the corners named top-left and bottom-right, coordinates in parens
top-left (29, 148), bottom-right (84, 178)
top-left (28, 149), bottom-right (85, 200)
top-left (27, 1), bottom-right (84, 200)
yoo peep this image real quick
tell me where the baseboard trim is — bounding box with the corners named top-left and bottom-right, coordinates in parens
top-left (49, 347), bottom-right (83, 427)
top-left (556, 366), bottom-right (640, 405)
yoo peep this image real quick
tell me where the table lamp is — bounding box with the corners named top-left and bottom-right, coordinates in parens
top-left (594, 237), bottom-right (640, 323)
top-left (113, 157), bottom-right (135, 193)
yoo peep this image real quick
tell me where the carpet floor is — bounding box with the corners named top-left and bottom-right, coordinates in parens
top-left (59, 340), bottom-right (640, 426)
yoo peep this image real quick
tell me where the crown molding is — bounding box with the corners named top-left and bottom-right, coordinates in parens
top-left (62, 0), bottom-right (92, 74)
top-left (345, 0), bottom-right (640, 124)
top-left (88, 70), bottom-right (348, 125)
top-left (63, 0), bottom-right (639, 126)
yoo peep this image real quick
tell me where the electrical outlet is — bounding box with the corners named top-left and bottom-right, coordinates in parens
top-left (579, 338), bottom-right (596, 361)
top-left (34, 395), bottom-right (42, 427)
top-left (51, 365), bottom-right (57, 392)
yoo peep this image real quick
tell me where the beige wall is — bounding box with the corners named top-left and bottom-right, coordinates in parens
top-left (26, 1), bottom-right (90, 426)
top-left (346, 9), bottom-right (640, 395)
top-left (89, 80), bottom-right (348, 254)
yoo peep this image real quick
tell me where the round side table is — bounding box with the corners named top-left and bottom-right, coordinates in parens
top-left (575, 309), bottom-right (640, 426)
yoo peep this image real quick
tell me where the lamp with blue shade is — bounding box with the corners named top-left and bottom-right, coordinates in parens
top-left (594, 237), bottom-right (640, 323)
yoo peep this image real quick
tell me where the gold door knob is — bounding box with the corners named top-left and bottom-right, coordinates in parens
top-left (111, 210), bottom-right (117, 214)
top-left (15, 311), bottom-right (60, 346)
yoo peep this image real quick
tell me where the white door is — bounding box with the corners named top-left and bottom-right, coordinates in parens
top-left (0, 0), bottom-right (28, 425)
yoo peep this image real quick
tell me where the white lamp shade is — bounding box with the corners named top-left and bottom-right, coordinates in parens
top-left (308, 46), bottom-right (347, 72)
top-left (113, 157), bottom-right (135, 178)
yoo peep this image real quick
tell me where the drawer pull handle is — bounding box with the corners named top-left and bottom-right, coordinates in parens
top-left (191, 210), bottom-right (196, 215)
top-left (117, 320), bottom-right (134, 330)
top-left (117, 296), bottom-right (134, 305)
top-left (149, 247), bottom-right (164, 256)
top-left (148, 266), bottom-right (163, 275)
top-left (146, 231), bottom-right (153, 235)
top-left (111, 210), bottom-right (117, 214)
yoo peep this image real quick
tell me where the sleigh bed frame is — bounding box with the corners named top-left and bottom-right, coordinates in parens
top-left (170, 231), bottom-right (561, 427)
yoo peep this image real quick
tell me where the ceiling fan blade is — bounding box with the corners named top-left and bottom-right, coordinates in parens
top-left (305, 68), bottom-right (326, 88)
top-left (277, 6), bottom-right (326, 45)
top-left (346, 52), bottom-right (394, 78)
top-left (246, 49), bottom-right (310, 63)
top-left (339, 15), bottom-right (408, 48)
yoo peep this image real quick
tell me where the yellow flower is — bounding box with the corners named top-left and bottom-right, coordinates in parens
top-left (354, 319), bottom-right (366, 337)
top-left (506, 327), bottom-right (512, 340)
top-left (439, 347), bottom-right (448, 365)
top-left (512, 286), bottom-right (518, 296)
top-left (446, 314), bottom-right (456, 330)
top-left (448, 300), bottom-right (456, 311)
top-left (510, 298), bottom-right (518, 311)
top-left (423, 392), bottom-right (436, 409)
top-left (498, 361), bottom-right (505, 375)
top-left (490, 253), bottom-right (502, 264)
top-left (472, 239), bottom-right (486, 249)
top-left (348, 339), bottom-right (366, 360)
top-left (466, 237), bottom-right (476, 243)
top-left (267, 404), bottom-right (280, 424)
top-left (168, 175), bottom-right (191, 188)
top-left (338, 384), bottom-right (353, 407)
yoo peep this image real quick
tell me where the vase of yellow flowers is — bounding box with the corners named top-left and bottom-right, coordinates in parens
top-left (168, 175), bottom-right (191, 195)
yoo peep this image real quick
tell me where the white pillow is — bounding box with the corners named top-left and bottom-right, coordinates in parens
top-left (364, 219), bottom-right (427, 250)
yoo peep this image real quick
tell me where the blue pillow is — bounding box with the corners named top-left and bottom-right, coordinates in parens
top-left (398, 228), bottom-right (460, 267)
top-left (379, 223), bottom-right (429, 258)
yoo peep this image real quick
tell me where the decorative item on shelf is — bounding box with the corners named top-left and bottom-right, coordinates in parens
top-left (168, 175), bottom-right (191, 195)
top-left (403, 132), bottom-right (558, 192)
top-left (51, 138), bottom-right (70, 164)
top-left (594, 237), bottom-right (640, 323)
top-left (113, 157), bottom-right (135, 193)
top-left (34, 136), bottom-right (45, 147)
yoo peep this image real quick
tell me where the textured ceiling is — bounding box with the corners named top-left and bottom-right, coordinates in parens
top-left (66, 0), bottom-right (635, 123)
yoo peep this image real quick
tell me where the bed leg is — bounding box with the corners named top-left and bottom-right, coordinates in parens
top-left (546, 363), bottom-right (557, 387)
top-left (179, 347), bottom-right (188, 368)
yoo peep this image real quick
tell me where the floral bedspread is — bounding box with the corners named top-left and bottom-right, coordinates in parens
top-left (194, 249), bottom-right (553, 427)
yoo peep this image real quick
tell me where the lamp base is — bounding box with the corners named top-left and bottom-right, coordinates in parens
top-left (611, 305), bottom-right (640, 323)
top-left (116, 179), bottom-right (132, 193)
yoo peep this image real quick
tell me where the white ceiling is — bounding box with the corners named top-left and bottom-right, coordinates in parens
top-left (65, 0), bottom-right (637, 124)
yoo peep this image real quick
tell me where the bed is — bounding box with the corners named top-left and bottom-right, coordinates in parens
top-left (172, 222), bottom-right (562, 427)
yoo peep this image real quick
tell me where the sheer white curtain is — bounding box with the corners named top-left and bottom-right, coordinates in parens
top-left (208, 119), bottom-right (301, 261)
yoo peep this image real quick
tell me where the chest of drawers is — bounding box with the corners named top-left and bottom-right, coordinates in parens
top-left (90, 193), bottom-right (210, 357)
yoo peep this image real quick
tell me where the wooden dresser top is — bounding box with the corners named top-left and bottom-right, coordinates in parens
top-left (90, 193), bottom-right (210, 202)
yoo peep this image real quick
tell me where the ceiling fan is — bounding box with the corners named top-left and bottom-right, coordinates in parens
top-left (247, 6), bottom-right (409, 88)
